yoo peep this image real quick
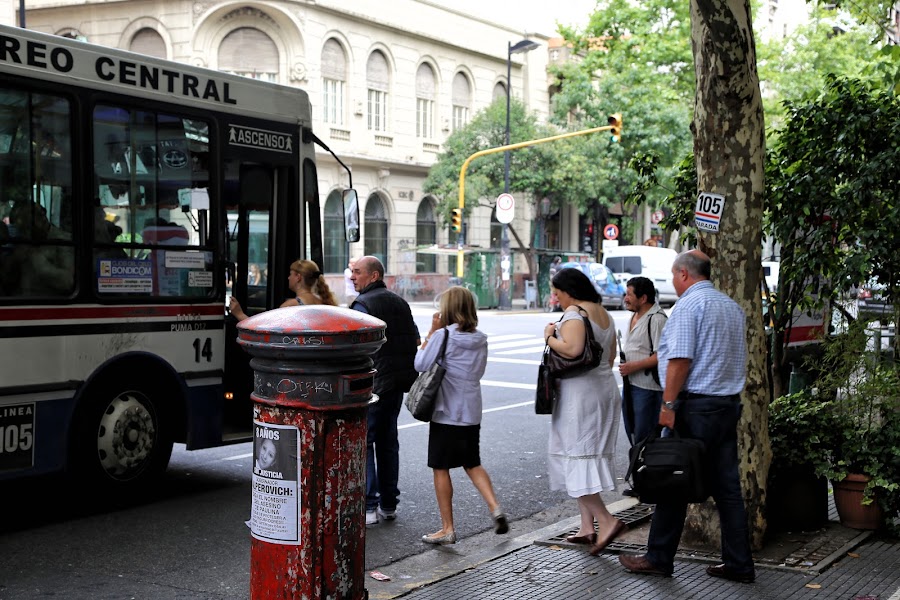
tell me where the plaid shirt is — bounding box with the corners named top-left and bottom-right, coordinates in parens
top-left (657, 280), bottom-right (747, 396)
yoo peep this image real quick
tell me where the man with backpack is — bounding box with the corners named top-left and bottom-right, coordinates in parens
top-left (618, 276), bottom-right (667, 463)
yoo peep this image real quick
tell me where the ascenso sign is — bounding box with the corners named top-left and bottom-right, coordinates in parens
top-left (229, 125), bottom-right (293, 154)
top-left (0, 30), bottom-right (239, 107)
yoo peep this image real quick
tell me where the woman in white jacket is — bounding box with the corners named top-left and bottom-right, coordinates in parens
top-left (415, 286), bottom-right (508, 545)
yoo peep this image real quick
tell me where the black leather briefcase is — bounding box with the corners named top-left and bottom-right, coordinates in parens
top-left (626, 426), bottom-right (709, 504)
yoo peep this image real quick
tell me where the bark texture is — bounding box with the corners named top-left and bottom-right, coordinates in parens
top-left (684, 0), bottom-right (771, 551)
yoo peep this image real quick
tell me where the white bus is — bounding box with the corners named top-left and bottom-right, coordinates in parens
top-left (0, 25), bottom-right (358, 498)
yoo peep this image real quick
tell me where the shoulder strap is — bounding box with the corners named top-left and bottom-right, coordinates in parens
top-left (647, 310), bottom-right (668, 355)
top-left (437, 327), bottom-right (449, 360)
top-left (571, 305), bottom-right (598, 343)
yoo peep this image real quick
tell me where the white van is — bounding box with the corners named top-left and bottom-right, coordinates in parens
top-left (602, 245), bottom-right (678, 305)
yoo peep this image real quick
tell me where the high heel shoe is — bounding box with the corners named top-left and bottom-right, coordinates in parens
top-left (565, 532), bottom-right (597, 545)
top-left (421, 531), bottom-right (457, 545)
top-left (589, 519), bottom-right (627, 556)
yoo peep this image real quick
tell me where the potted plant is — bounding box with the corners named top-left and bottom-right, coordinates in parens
top-left (808, 320), bottom-right (900, 531)
top-left (767, 389), bottom-right (835, 532)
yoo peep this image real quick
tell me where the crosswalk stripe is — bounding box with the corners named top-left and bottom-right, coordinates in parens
top-left (489, 339), bottom-right (545, 350)
top-left (397, 398), bottom-right (535, 430)
top-left (487, 357), bottom-right (541, 365)
top-left (497, 345), bottom-right (547, 355)
top-left (481, 379), bottom-right (536, 390)
top-left (484, 334), bottom-right (534, 342)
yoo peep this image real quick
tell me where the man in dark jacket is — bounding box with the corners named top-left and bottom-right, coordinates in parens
top-left (350, 256), bottom-right (419, 526)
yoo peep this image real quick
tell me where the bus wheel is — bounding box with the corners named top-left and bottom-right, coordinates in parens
top-left (74, 381), bottom-right (173, 497)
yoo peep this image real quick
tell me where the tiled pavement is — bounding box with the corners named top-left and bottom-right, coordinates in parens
top-left (370, 499), bottom-right (900, 600)
top-left (397, 539), bottom-right (900, 599)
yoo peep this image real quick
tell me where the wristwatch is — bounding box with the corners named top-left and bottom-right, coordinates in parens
top-left (663, 401), bottom-right (676, 411)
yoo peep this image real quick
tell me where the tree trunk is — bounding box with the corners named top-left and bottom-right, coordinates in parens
top-left (686, 0), bottom-right (771, 551)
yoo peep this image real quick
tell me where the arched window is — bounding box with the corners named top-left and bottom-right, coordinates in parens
top-left (452, 73), bottom-right (471, 131)
top-left (415, 63), bottom-right (436, 139)
top-left (493, 82), bottom-right (507, 105)
top-left (130, 28), bottom-right (166, 59)
top-left (416, 199), bottom-right (436, 273)
top-left (366, 51), bottom-right (390, 132)
top-left (364, 194), bottom-right (388, 268)
top-left (219, 28), bottom-right (279, 82)
top-left (323, 191), bottom-right (346, 273)
top-left (321, 39), bottom-right (346, 126)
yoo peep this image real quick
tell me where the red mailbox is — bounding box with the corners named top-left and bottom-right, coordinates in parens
top-left (237, 305), bottom-right (385, 600)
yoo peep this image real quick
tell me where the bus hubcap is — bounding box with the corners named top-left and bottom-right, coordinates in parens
top-left (96, 393), bottom-right (156, 479)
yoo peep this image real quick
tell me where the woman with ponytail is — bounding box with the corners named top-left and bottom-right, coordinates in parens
top-left (229, 258), bottom-right (336, 321)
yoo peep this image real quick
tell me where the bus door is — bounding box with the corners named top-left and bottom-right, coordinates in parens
top-left (222, 161), bottom-right (300, 438)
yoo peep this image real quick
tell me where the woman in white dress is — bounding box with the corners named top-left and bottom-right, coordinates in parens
top-left (543, 267), bottom-right (625, 555)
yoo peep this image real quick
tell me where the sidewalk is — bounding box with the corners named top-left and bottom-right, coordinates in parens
top-left (366, 498), bottom-right (900, 600)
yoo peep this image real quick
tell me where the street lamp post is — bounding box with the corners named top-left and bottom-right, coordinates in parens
top-left (500, 38), bottom-right (540, 310)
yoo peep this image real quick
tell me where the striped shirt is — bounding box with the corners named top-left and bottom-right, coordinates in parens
top-left (657, 280), bottom-right (747, 396)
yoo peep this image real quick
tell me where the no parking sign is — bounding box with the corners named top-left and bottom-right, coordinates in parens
top-left (496, 193), bottom-right (515, 224)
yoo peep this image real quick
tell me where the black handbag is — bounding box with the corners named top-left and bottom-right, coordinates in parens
top-left (404, 328), bottom-right (449, 422)
top-left (534, 360), bottom-right (556, 414)
top-left (545, 305), bottom-right (602, 378)
top-left (625, 426), bottom-right (709, 504)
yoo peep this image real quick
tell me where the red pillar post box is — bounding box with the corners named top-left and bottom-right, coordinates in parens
top-left (237, 305), bottom-right (386, 600)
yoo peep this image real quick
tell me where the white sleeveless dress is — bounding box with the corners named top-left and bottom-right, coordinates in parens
top-left (547, 310), bottom-right (621, 497)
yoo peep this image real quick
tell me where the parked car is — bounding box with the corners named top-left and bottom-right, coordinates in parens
top-left (857, 279), bottom-right (893, 321)
top-left (556, 262), bottom-right (625, 310)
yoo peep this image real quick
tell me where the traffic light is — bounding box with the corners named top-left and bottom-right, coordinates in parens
top-left (450, 208), bottom-right (462, 232)
top-left (608, 113), bottom-right (622, 143)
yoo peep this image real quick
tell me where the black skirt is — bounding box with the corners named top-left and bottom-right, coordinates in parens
top-left (427, 422), bottom-right (482, 469)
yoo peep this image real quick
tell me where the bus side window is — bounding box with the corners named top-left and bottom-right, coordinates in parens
top-left (0, 220), bottom-right (19, 296)
top-left (8, 201), bottom-right (75, 297)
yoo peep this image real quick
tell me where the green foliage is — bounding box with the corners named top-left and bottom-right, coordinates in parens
top-left (422, 97), bottom-right (631, 228)
top-left (799, 320), bottom-right (900, 524)
top-left (768, 390), bottom-right (838, 475)
top-left (766, 76), bottom-right (900, 333)
top-left (755, 5), bottom-right (892, 129)
top-left (628, 151), bottom-right (698, 246)
top-left (549, 0), bottom-right (694, 226)
top-left (422, 99), bottom-right (540, 224)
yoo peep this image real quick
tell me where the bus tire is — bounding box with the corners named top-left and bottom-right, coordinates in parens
top-left (70, 375), bottom-right (174, 500)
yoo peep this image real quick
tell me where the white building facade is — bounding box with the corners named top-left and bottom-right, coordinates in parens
top-left (20, 0), bottom-right (558, 292)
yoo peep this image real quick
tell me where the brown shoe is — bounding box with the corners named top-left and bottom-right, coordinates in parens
top-left (706, 563), bottom-right (755, 583)
top-left (589, 519), bottom-right (627, 556)
top-left (618, 554), bottom-right (671, 577)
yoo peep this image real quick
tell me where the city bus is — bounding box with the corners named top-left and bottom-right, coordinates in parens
top-left (0, 24), bottom-right (359, 498)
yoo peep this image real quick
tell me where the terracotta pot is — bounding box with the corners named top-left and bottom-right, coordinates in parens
top-left (832, 473), bottom-right (885, 530)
